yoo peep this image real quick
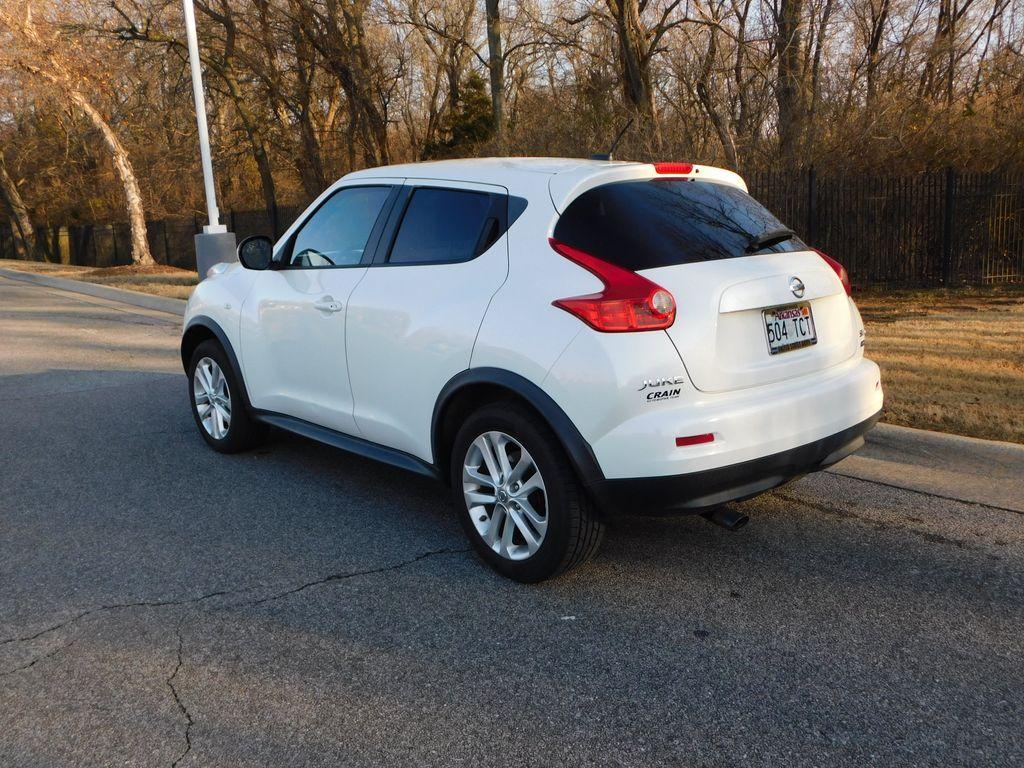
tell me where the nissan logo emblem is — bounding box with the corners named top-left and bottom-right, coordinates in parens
top-left (789, 276), bottom-right (805, 299)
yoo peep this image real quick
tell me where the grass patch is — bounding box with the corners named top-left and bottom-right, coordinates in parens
top-left (3, 259), bottom-right (1022, 442)
top-left (858, 284), bottom-right (1024, 443)
top-left (0, 258), bottom-right (198, 299)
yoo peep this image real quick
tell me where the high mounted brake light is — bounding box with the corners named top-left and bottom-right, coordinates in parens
top-left (814, 248), bottom-right (852, 296)
top-left (549, 239), bottom-right (676, 332)
top-left (653, 162), bottom-right (694, 175)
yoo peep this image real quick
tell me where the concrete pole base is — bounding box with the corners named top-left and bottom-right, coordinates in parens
top-left (194, 231), bottom-right (237, 277)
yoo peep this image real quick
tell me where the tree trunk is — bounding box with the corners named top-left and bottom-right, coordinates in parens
top-left (864, 0), bottom-right (890, 111)
top-left (775, 0), bottom-right (806, 165)
top-left (484, 0), bottom-right (505, 151)
top-left (294, 34), bottom-right (328, 197)
top-left (68, 91), bottom-right (155, 266)
top-left (695, 27), bottom-right (740, 170)
top-left (605, 0), bottom-right (660, 149)
top-left (0, 151), bottom-right (36, 259)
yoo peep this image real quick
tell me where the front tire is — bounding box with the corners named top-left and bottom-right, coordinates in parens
top-left (450, 402), bottom-right (605, 582)
top-left (187, 340), bottom-right (264, 453)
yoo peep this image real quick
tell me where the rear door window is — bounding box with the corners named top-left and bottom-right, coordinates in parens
top-left (553, 179), bottom-right (805, 271)
top-left (387, 188), bottom-right (498, 265)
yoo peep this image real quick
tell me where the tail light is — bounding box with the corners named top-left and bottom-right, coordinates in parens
top-left (549, 239), bottom-right (676, 332)
top-left (814, 248), bottom-right (851, 296)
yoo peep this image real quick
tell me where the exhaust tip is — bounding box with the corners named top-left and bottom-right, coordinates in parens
top-left (701, 507), bottom-right (749, 531)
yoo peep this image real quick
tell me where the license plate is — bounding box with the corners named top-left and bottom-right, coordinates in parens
top-left (763, 303), bottom-right (817, 355)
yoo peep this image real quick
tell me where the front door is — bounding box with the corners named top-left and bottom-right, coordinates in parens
top-left (239, 182), bottom-right (399, 435)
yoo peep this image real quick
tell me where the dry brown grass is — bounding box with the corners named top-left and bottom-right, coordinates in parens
top-left (858, 285), bottom-right (1024, 443)
top-left (3, 259), bottom-right (1022, 442)
top-left (0, 259), bottom-right (197, 299)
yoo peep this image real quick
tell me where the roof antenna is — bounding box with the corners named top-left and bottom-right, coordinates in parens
top-left (590, 117), bottom-right (635, 162)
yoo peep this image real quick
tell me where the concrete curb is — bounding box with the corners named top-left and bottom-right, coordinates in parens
top-left (835, 422), bottom-right (1024, 512)
top-left (870, 421), bottom-right (1024, 456)
top-left (0, 267), bottom-right (187, 317)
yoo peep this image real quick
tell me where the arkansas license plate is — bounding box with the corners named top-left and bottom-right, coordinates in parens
top-left (763, 303), bottom-right (817, 355)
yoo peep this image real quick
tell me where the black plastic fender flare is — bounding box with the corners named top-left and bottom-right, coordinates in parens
top-left (431, 367), bottom-right (606, 488)
top-left (180, 315), bottom-right (254, 412)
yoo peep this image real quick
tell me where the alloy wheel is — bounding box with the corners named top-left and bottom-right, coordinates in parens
top-left (462, 431), bottom-right (549, 561)
top-left (192, 356), bottom-right (232, 440)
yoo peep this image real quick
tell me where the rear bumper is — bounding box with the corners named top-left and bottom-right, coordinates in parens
top-left (589, 410), bottom-right (881, 515)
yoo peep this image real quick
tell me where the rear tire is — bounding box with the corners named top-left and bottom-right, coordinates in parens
top-left (187, 340), bottom-right (265, 454)
top-left (450, 402), bottom-right (604, 582)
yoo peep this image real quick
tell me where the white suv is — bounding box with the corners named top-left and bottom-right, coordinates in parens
top-left (181, 158), bottom-right (883, 582)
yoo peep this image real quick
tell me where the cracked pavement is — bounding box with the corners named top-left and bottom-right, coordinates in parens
top-left (1, 275), bottom-right (1022, 767)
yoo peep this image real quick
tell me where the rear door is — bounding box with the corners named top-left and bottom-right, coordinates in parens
top-left (239, 182), bottom-right (399, 434)
top-left (552, 178), bottom-right (858, 393)
top-left (346, 180), bottom-right (509, 460)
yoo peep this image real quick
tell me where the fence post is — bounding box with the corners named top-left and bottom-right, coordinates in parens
top-left (942, 166), bottom-right (956, 285)
top-left (806, 167), bottom-right (818, 245)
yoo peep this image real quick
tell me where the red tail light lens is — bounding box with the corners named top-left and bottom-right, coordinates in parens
top-left (549, 239), bottom-right (676, 332)
top-left (814, 248), bottom-right (851, 296)
top-left (653, 162), bottom-right (694, 175)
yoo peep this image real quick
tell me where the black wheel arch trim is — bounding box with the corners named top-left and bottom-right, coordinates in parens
top-left (181, 316), bottom-right (254, 412)
top-left (431, 367), bottom-right (606, 487)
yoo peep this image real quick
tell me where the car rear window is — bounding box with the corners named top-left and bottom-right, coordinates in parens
top-left (553, 179), bottom-right (806, 271)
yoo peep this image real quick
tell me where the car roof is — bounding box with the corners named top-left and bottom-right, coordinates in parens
top-left (344, 157), bottom-right (641, 193)
top-left (342, 156), bottom-right (748, 209)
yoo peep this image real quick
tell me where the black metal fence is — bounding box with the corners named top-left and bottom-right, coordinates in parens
top-left (747, 168), bottom-right (1024, 285)
top-left (3, 169), bottom-right (1022, 286)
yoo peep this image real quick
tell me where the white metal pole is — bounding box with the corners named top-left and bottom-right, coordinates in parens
top-left (182, 0), bottom-right (225, 234)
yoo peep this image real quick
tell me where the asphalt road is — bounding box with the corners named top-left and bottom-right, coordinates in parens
top-left (1, 275), bottom-right (1021, 768)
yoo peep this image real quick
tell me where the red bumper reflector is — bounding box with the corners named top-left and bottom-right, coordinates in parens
top-left (676, 433), bottom-right (715, 447)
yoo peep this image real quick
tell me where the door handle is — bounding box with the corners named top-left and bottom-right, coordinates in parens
top-left (313, 297), bottom-right (344, 313)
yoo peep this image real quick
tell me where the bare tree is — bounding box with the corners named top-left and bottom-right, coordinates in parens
top-left (772, 0), bottom-right (806, 164)
top-left (2, 0), bottom-right (1023, 242)
top-left (563, 0), bottom-right (691, 148)
top-left (0, 0), bottom-right (155, 265)
top-left (485, 0), bottom-right (506, 149)
top-left (0, 149), bottom-right (36, 258)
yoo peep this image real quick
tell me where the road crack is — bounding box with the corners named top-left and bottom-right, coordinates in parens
top-left (167, 627), bottom-right (194, 768)
top-left (1, 546), bottom-right (472, 649)
top-left (0, 639), bottom-right (75, 676)
top-left (0, 587), bottom-right (261, 648)
top-left (251, 546), bottom-right (471, 605)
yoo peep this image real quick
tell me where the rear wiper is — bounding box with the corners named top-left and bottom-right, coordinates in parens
top-left (746, 227), bottom-right (795, 253)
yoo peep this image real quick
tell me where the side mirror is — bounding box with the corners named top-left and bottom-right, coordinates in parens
top-left (237, 235), bottom-right (274, 270)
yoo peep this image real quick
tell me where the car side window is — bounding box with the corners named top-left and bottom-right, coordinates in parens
top-left (288, 186), bottom-right (392, 268)
top-left (388, 188), bottom-right (496, 265)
